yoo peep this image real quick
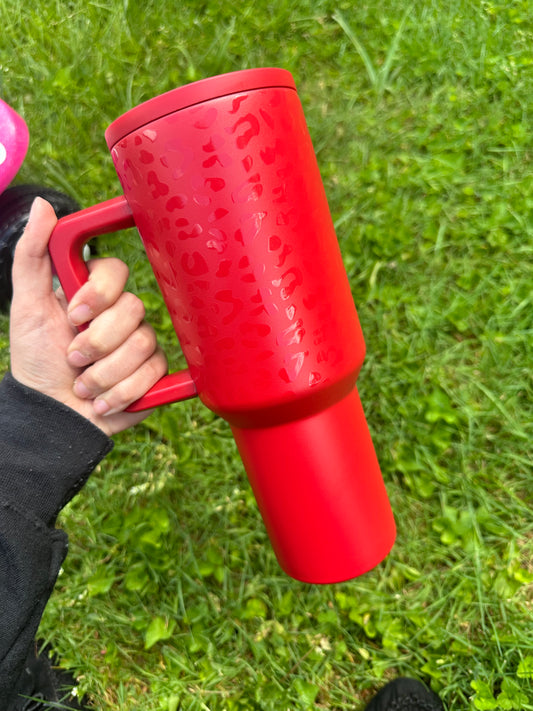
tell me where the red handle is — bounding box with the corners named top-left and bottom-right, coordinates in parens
top-left (48, 196), bottom-right (198, 411)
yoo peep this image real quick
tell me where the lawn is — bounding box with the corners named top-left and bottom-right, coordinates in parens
top-left (0, 0), bottom-right (532, 709)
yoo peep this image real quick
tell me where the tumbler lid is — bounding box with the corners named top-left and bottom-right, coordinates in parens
top-left (105, 67), bottom-right (296, 148)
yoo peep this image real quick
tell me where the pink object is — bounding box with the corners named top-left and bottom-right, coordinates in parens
top-left (49, 68), bottom-right (395, 583)
top-left (0, 98), bottom-right (29, 194)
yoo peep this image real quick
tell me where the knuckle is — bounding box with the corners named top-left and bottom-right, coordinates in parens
top-left (112, 258), bottom-right (130, 282)
top-left (146, 350), bottom-right (169, 387)
top-left (88, 257), bottom-right (129, 282)
top-left (123, 292), bottom-right (146, 322)
top-left (154, 346), bottom-right (169, 374)
top-left (86, 332), bottom-right (107, 358)
top-left (130, 323), bottom-right (156, 356)
top-left (148, 350), bottom-right (168, 380)
top-left (81, 367), bottom-right (106, 393)
top-left (86, 258), bottom-right (130, 306)
top-left (107, 380), bottom-right (129, 406)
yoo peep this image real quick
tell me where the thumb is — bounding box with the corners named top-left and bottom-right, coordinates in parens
top-left (11, 198), bottom-right (58, 302)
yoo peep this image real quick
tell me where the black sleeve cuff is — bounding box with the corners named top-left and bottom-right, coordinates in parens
top-left (0, 373), bottom-right (113, 526)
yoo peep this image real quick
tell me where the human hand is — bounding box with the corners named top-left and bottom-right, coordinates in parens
top-left (9, 197), bottom-right (168, 436)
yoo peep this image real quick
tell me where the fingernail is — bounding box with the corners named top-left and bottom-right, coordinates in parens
top-left (93, 398), bottom-right (111, 416)
top-left (68, 350), bottom-right (91, 368)
top-left (69, 303), bottom-right (93, 326)
top-left (26, 197), bottom-right (46, 226)
top-left (73, 379), bottom-right (92, 399)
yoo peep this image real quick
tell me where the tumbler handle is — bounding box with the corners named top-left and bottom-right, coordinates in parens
top-left (48, 195), bottom-right (198, 412)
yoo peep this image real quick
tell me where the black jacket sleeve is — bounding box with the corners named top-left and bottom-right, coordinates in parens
top-left (0, 373), bottom-right (113, 707)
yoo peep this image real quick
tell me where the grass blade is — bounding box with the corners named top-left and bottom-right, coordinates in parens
top-left (332, 10), bottom-right (378, 88)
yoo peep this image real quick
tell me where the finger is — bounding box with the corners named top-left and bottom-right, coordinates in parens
top-left (73, 323), bottom-right (161, 398)
top-left (67, 291), bottom-right (146, 368)
top-left (11, 198), bottom-right (58, 303)
top-left (101, 407), bottom-right (157, 434)
top-left (92, 347), bottom-right (168, 416)
top-left (67, 257), bottom-right (130, 327)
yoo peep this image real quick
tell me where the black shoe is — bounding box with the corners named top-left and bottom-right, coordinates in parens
top-left (364, 678), bottom-right (445, 711)
top-left (8, 642), bottom-right (91, 711)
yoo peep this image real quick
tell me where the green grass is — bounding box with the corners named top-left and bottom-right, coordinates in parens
top-left (0, 0), bottom-right (532, 709)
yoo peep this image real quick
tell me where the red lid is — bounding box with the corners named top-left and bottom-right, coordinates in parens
top-left (105, 67), bottom-right (296, 148)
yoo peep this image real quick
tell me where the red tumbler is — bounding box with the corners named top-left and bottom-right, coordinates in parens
top-left (49, 68), bottom-right (395, 583)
